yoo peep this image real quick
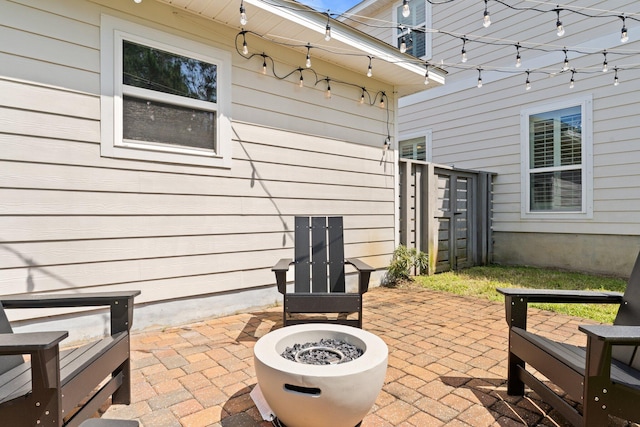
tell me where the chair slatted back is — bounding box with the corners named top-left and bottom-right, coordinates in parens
top-left (0, 302), bottom-right (25, 375)
top-left (294, 216), bottom-right (345, 293)
top-left (613, 250), bottom-right (640, 370)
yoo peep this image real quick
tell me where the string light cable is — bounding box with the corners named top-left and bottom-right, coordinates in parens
top-left (234, 31), bottom-right (392, 108)
top-left (232, 0), bottom-right (640, 94)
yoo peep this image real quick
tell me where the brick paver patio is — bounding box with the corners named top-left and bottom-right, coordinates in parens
top-left (101, 284), bottom-right (633, 427)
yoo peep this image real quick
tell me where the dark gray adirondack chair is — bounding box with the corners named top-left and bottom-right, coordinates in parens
top-left (0, 291), bottom-right (140, 427)
top-left (497, 251), bottom-right (640, 427)
top-left (273, 216), bottom-right (375, 328)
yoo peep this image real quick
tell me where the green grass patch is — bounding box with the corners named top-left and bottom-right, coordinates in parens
top-left (411, 265), bottom-right (627, 324)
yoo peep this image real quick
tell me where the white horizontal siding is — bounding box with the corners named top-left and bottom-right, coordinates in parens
top-left (397, 0), bottom-right (640, 236)
top-left (0, 0), bottom-right (398, 325)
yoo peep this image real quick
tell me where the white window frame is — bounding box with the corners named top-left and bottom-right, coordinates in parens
top-left (100, 15), bottom-right (232, 168)
top-left (399, 129), bottom-right (432, 161)
top-left (391, 0), bottom-right (432, 60)
top-left (520, 95), bottom-right (593, 219)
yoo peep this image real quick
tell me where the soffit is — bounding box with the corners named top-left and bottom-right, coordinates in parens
top-left (154, 0), bottom-right (445, 97)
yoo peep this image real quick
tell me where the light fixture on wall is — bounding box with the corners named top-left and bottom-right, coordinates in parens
top-left (555, 9), bottom-right (565, 36)
top-left (483, 0), bottom-right (491, 28)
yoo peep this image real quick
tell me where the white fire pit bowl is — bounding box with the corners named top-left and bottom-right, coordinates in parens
top-left (253, 323), bottom-right (388, 427)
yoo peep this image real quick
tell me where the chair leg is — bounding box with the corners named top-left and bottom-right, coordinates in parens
top-left (506, 350), bottom-right (525, 396)
top-left (582, 390), bottom-right (610, 427)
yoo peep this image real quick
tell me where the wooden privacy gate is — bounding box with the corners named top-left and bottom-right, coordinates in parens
top-left (399, 159), bottom-right (495, 274)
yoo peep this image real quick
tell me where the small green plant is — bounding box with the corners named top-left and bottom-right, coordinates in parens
top-left (387, 245), bottom-right (429, 283)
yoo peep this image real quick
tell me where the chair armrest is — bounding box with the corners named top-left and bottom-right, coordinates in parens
top-left (0, 291), bottom-right (141, 308)
top-left (345, 258), bottom-right (375, 273)
top-left (579, 325), bottom-right (640, 344)
top-left (272, 258), bottom-right (293, 294)
top-left (497, 288), bottom-right (623, 304)
top-left (497, 288), bottom-right (623, 329)
top-left (0, 291), bottom-right (140, 335)
top-left (0, 331), bottom-right (68, 355)
top-left (272, 258), bottom-right (293, 273)
top-left (345, 258), bottom-right (375, 295)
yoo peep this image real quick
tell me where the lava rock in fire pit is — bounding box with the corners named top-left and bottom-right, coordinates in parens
top-left (281, 338), bottom-right (363, 365)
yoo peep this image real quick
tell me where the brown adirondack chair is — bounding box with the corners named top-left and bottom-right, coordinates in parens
top-left (0, 291), bottom-right (140, 427)
top-left (497, 251), bottom-right (640, 427)
top-left (273, 216), bottom-right (375, 328)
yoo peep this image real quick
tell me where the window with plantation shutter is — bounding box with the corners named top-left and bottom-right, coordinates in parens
top-left (521, 98), bottom-right (592, 218)
top-left (399, 132), bottom-right (431, 161)
top-left (394, 1), bottom-right (431, 59)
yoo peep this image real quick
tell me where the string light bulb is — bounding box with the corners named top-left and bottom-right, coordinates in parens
top-left (367, 57), bottom-right (373, 77)
top-left (383, 137), bottom-right (390, 151)
top-left (562, 48), bottom-right (569, 71)
top-left (400, 36), bottom-right (407, 53)
top-left (620, 16), bottom-right (629, 43)
top-left (325, 79), bottom-right (331, 99)
top-left (133, 0), bottom-right (142, 3)
top-left (602, 50), bottom-right (608, 72)
top-left (525, 70), bottom-right (531, 91)
top-left (569, 69), bottom-right (575, 88)
top-left (515, 44), bottom-right (522, 68)
top-left (262, 54), bottom-right (267, 75)
top-left (360, 88), bottom-right (366, 104)
top-left (614, 67), bottom-right (619, 86)
top-left (239, 0), bottom-right (248, 26)
top-left (305, 45), bottom-right (311, 68)
top-left (325, 14), bottom-right (332, 41)
top-left (241, 32), bottom-right (249, 55)
top-left (461, 38), bottom-right (468, 63)
top-left (556, 9), bottom-right (565, 37)
top-left (298, 69), bottom-right (304, 87)
top-left (483, 0), bottom-right (491, 28)
top-left (402, 0), bottom-right (410, 18)
top-left (477, 68), bottom-right (483, 88)
top-left (424, 64), bottom-right (430, 85)
top-left (379, 92), bottom-right (386, 108)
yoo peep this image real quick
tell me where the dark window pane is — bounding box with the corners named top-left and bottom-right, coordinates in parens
top-left (123, 95), bottom-right (216, 151)
top-left (123, 41), bottom-right (217, 103)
